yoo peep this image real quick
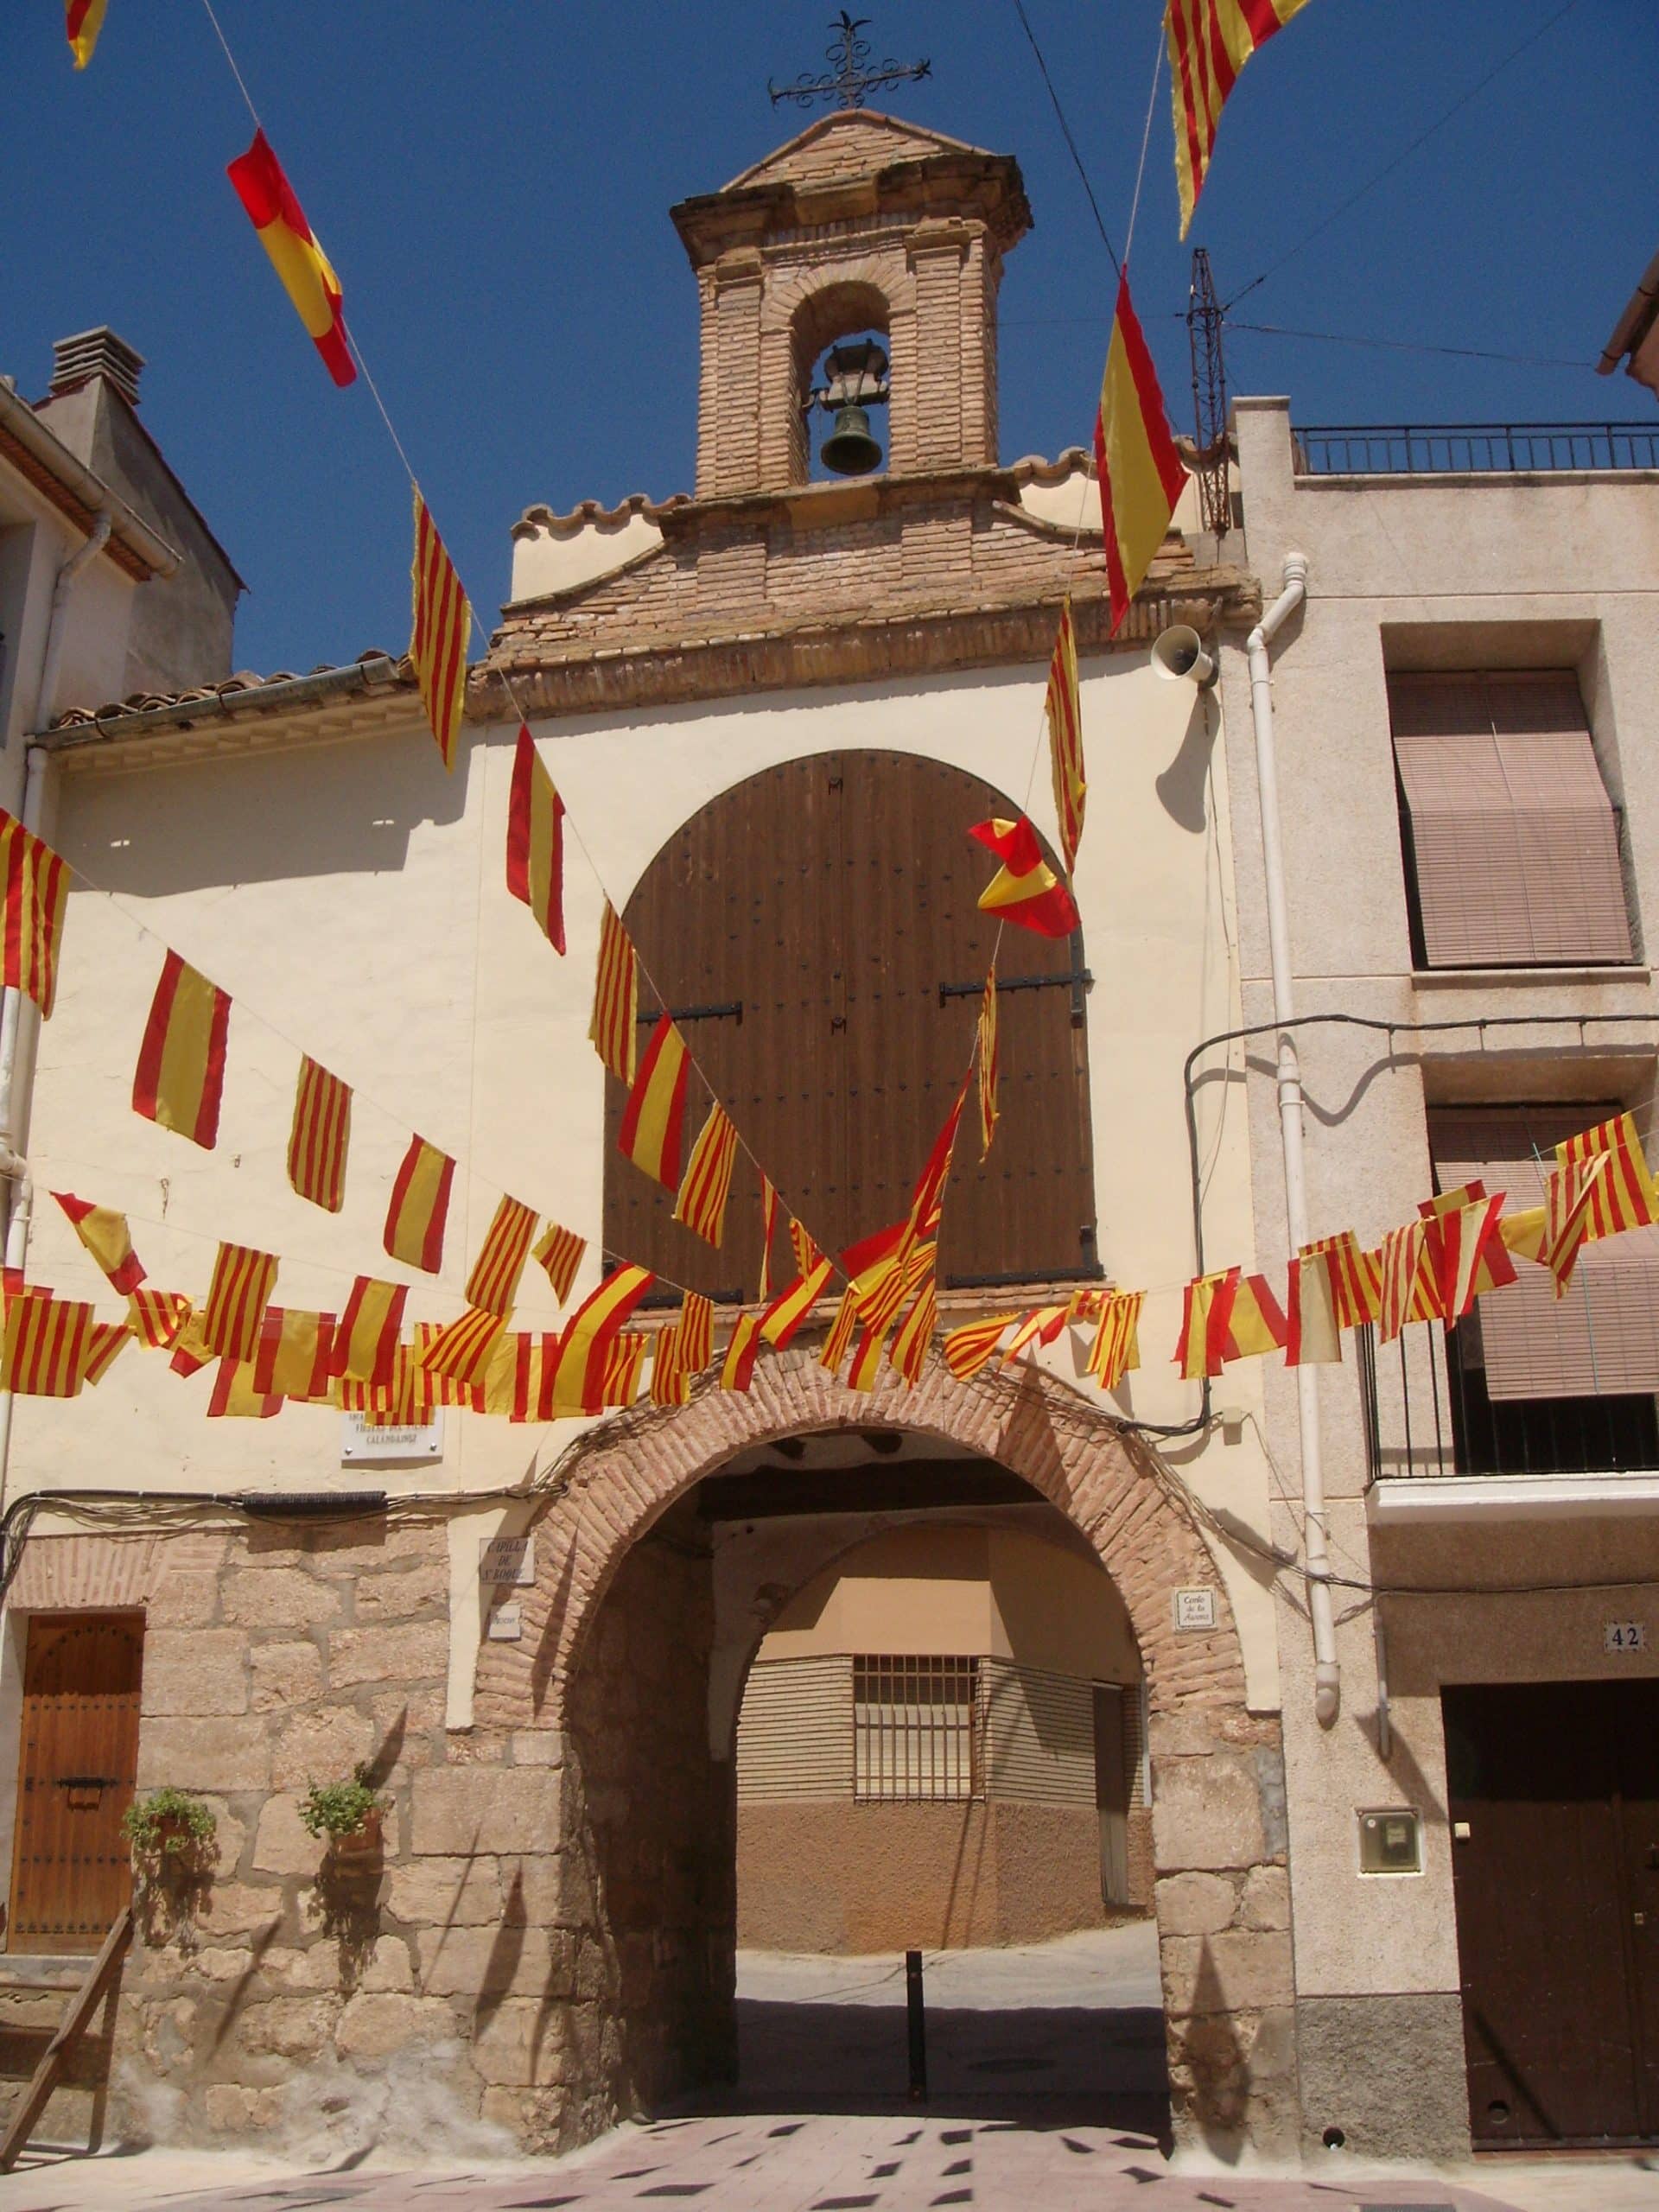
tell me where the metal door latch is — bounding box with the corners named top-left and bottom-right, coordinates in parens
top-left (55, 1775), bottom-right (115, 1790)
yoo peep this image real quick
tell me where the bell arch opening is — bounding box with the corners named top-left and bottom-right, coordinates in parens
top-left (602, 749), bottom-right (1097, 1304)
top-left (789, 280), bottom-right (891, 483)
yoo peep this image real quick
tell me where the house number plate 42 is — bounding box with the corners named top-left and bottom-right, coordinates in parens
top-left (1605, 1621), bottom-right (1648, 1653)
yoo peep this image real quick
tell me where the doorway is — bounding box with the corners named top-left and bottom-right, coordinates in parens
top-left (7, 1613), bottom-right (143, 1955)
top-left (1444, 1678), bottom-right (1659, 2146)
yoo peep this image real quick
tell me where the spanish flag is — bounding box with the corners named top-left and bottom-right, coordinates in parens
top-left (551, 1262), bottom-right (654, 1414)
top-left (226, 130), bottom-right (355, 387)
top-left (0, 810), bottom-right (69, 1017)
top-left (760, 1255), bottom-right (834, 1349)
top-left (1173, 1266), bottom-right (1287, 1378)
top-left (969, 817), bottom-right (1080, 938)
top-left (1165, 0), bottom-right (1313, 238)
top-left (1286, 1252), bottom-right (1341, 1369)
top-left (758, 1179), bottom-right (780, 1300)
top-left (207, 1359), bottom-right (282, 1421)
top-left (132, 950), bottom-right (232, 1151)
top-left (1096, 271), bottom-right (1186, 635)
top-left (334, 1274), bottom-right (408, 1387)
top-left (53, 1192), bottom-right (144, 1295)
top-left (200, 1242), bottom-right (279, 1365)
top-left (464, 1194), bottom-right (537, 1317)
top-left (410, 490), bottom-right (473, 772)
top-left (506, 724), bottom-right (565, 954)
top-left (384, 1135), bottom-right (455, 1274)
top-left (674, 1101), bottom-right (739, 1248)
top-left (1046, 602), bottom-right (1085, 877)
top-left (288, 1056), bottom-right (352, 1214)
top-left (66, 0), bottom-right (107, 70)
top-left (720, 1310), bottom-right (762, 1393)
top-left (618, 1014), bottom-right (692, 1191)
top-left (253, 1307), bottom-right (335, 1401)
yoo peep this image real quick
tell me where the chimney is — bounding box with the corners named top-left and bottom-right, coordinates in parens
top-left (48, 327), bottom-right (145, 408)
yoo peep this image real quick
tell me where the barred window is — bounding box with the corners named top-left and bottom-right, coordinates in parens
top-left (853, 1655), bottom-right (979, 1802)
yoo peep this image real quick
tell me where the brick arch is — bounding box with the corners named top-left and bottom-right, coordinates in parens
top-left (472, 1348), bottom-right (1244, 1733)
top-left (758, 250), bottom-right (921, 483)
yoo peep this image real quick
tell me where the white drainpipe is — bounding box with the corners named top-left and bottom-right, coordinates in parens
top-left (1247, 551), bottom-right (1339, 1726)
top-left (0, 512), bottom-right (106, 1516)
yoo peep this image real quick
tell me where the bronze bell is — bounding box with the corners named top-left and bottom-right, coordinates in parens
top-left (820, 404), bottom-right (883, 477)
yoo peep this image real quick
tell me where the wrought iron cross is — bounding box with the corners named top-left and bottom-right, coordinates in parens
top-left (769, 12), bottom-right (932, 111)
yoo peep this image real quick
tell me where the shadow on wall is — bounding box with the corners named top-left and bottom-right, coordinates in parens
top-left (1154, 694), bottom-right (1217, 836)
top-left (59, 720), bottom-right (474, 895)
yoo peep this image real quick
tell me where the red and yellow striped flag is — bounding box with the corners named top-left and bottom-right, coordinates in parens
top-left (976, 964), bottom-right (1000, 1161)
top-left (411, 1321), bottom-right (484, 1411)
top-left (226, 130), bottom-right (355, 387)
top-left (619, 1014), bottom-right (692, 1190)
top-left (721, 1310), bottom-right (762, 1393)
top-left (410, 488), bottom-right (472, 771)
top-left (679, 1290), bottom-right (714, 1374)
top-left (1174, 1266), bottom-right (1287, 1377)
top-left (1003, 1303), bottom-right (1071, 1364)
top-left (1418, 1186), bottom-right (1515, 1319)
top-left (1374, 1223), bottom-right (1440, 1344)
top-left (207, 1360), bottom-right (282, 1421)
top-left (200, 1242), bottom-right (279, 1364)
top-left (848, 1320), bottom-right (892, 1394)
top-left (652, 1321), bottom-right (690, 1407)
top-left (531, 1220), bottom-right (585, 1306)
top-left (502, 1332), bottom-right (556, 1422)
top-left (758, 1178), bottom-right (780, 1300)
top-left (819, 1283), bottom-right (861, 1375)
top-left (384, 1135), bottom-right (455, 1274)
top-left (551, 1263), bottom-right (655, 1414)
top-left (969, 817), bottom-right (1080, 938)
top-left (253, 1307), bottom-right (335, 1401)
top-left (589, 902), bottom-right (638, 1084)
top-left (52, 1192), bottom-right (144, 1294)
top-left (760, 1255), bottom-right (834, 1349)
top-left (1557, 1112), bottom-right (1659, 1239)
top-left (3, 1290), bottom-right (98, 1396)
top-left (465, 1194), bottom-right (537, 1317)
top-left (0, 810), bottom-right (70, 1016)
top-left (1165, 0), bottom-right (1313, 238)
top-left (132, 950), bottom-right (231, 1150)
top-left (127, 1287), bottom-right (190, 1351)
top-left (66, 0), bottom-right (107, 67)
top-left (506, 724), bottom-right (565, 954)
top-left (167, 1309), bottom-right (212, 1378)
top-left (1300, 1230), bottom-right (1381, 1330)
top-left (1541, 1155), bottom-right (1608, 1297)
top-left (1088, 1290), bottom-right (1144, 1392)
top-left (418, 1304), bottom-right (507, 1391)
top-left (288, 1056), bottom-right (352, 1213)
top-left (82, 1319), bottom-right (128, 1387)
top-left (599, 1328), bottom-right (649, 1408)
top-left (943, 1312), bottom-right (1014, 1381)
top-left (1046, 601), bottom-right (1085, 876)
top-left (673, 1101), bottom-right (739, 1248)
top-left (334, 1274), bottom-right (408, 1386)
top-left (789, 1220), bottom-right (822, 1279)
top-left (892, 1274), bottom-right (938, 1387)
top-left (1096, 271), bottom-right (1186, 636)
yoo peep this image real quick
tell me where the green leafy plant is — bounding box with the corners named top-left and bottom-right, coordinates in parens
top-left (122, 1787), bottom-right (217, 1860)
top-left (297, 1765), bottom-right (386, 1844)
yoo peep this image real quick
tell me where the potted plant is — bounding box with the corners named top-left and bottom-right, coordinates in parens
top-left (297, 1766), bottom-right (387, 1859)
top-left (122, 1787), bottom-right (217, 1866)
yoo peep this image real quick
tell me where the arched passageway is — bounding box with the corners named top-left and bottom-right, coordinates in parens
top-left (472, 1356), bottom-right (1297, 2159)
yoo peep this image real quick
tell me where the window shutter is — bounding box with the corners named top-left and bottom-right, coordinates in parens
top-left (604, 751), bottom-right (1096, 1297)
top-left (1428, 1105), bottom-right (1659, 1398)
top-left (1391, 672), bottom-right (1631, 969)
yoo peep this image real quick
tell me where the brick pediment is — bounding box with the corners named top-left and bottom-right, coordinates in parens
top-left (724, 111), bottom-right (990, 193)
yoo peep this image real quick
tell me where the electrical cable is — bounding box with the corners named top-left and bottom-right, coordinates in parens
top-left (1007, 0), bottom-right (1121, 275)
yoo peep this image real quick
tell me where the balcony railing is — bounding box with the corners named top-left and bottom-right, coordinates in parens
top-left (1294, 423), bottom-right (1659, 477)
top-left (1358, 1321), bottom-right (1659, 1484)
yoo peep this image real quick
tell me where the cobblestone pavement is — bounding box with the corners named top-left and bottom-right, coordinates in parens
top-left (9, 2118), bottom-right (1659, 2212)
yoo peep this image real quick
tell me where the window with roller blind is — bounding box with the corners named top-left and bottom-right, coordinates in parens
top-left (1389, 671), bottom-right (1634, 970)
top-left (1427, 1104), bottom-right (1659, 1475)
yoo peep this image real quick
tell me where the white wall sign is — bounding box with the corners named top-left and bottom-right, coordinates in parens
top-left (1605, 1620), bottom-right (1648, 1653)
top-left (480, 1535), bottom-right (536, 1587)
top-left (486, 1602), bottom-right (524, 1642)
top-left (340, 1412), bottom-right (442, 1465)
top-left (1173, 1587), bottom-right (1217, 1632)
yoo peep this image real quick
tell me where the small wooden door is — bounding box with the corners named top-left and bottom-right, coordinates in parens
top-left (1445, 1679), bottom-right (1659, 2146)
top-left (9, 1614), bottom-right (143, 1954)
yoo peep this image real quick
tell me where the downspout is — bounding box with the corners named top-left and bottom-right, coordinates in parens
top-left (1247, 550), bottom-right (1339, 1726)
top-left (0, 513), bottom-right (105, 1516)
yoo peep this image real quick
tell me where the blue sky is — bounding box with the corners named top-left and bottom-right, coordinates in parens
top-left (8, 1), bottom-right (1655, 679)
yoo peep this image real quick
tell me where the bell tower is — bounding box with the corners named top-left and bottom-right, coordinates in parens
top-left (671, 111), bottom-right (1033, 499)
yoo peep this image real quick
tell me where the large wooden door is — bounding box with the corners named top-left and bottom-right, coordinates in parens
top-left (1445, 1680), bottom-right (1659, 2146)
top-left (605, 751), bottom-right (1096, 1301)
top-left (9, 1614), bottom-right (143, 1955)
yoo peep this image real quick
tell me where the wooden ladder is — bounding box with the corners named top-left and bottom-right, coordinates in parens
top-left (0, 1905), bottom-right (133, 2171)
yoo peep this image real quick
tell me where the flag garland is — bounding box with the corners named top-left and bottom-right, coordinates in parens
top-left (66, 0), bottom-right (107, 67)
top-left (464, 1194), bottom-right (537, 1317)
top-left (618, 1014), bottom-right (692, 1191)
top-left (1045, 602), bottom-right (1086, 877)
top-left (200, 1242), bottom-right (279, 1364)
top-left (532, 1220), bottom-right (585, 1306)
top-left (53, 1192), bottom-right (144, 1295)
top-left (1541, 1154), bottom-right (1608, 1298)
top-left (551, 1263), bottom-right (655, 1414)
top-left (0, 810), bottom-right (70, 1017)
top-left (943, 1313), bottom-right (1014, 1381)
top-left (589, 902), bottom-right (638, 1085)
top-left (969, 817), bottom-right (1080, 939)
top-left (226, 130), bottom-right (355, 388)
top-left (127, 1287), bottom-right (191, 1351)
top-left (410, 489), bottom-right (472, 771)
top-left (418, 1304), bottom-right (506, 1391)
top-left (674, 1100), bottom-right (739, 1247)
top-left (721, 1310), bottom-right (763, 1393)
top-left (385, 1135), bottom-right (455, 1274)
top-left (132, 950), bottom-right (232, 1150)
top-left (335, 1275), bottom-right (408, 1387)
top-left (1096, 271), bottom-right (1186, 636)
top-left (1088, 1290), bottom-right (1144, 1392)
top-left (505, 724), bottom-right (566, 953)
top-left (1165, 0), bottom-right (1314, 238)
top-left (976, 964), bottom-right (1000, 1161)
top-left (760, 1256), bottom-right (834, 1348)
top-left (1558, 1112), bottom-right (1658, 1238)
top-left (1173, 1266), bottom-right (1287, 1378)
top-left (3, 1290), bottom-right (118, 1397)
top-left (287, 1056), bottom-right (352, 1214)
top-left (253, 1307), bottom-right (335, 1401)
top-left (758, 1177), bottom-right (780, 1300)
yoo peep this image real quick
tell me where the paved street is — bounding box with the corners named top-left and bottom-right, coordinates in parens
top-left (7, 1933), bottom-right (1659, 2211)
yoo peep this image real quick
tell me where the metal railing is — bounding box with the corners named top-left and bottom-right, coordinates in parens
top-left (1358, 1320), bottom-right (1659, 1484)
top-left (1294, 423), bottom-right (1659, 477)
top-left (853, 1655), bottom-right (979, 1802)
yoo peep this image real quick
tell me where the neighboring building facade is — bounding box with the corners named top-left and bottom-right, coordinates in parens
top-left (0, 103), bottom-right (1655, 2175)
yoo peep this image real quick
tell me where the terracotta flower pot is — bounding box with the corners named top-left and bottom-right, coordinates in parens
top-left (329, 1806), bottom-right (385, 1859)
